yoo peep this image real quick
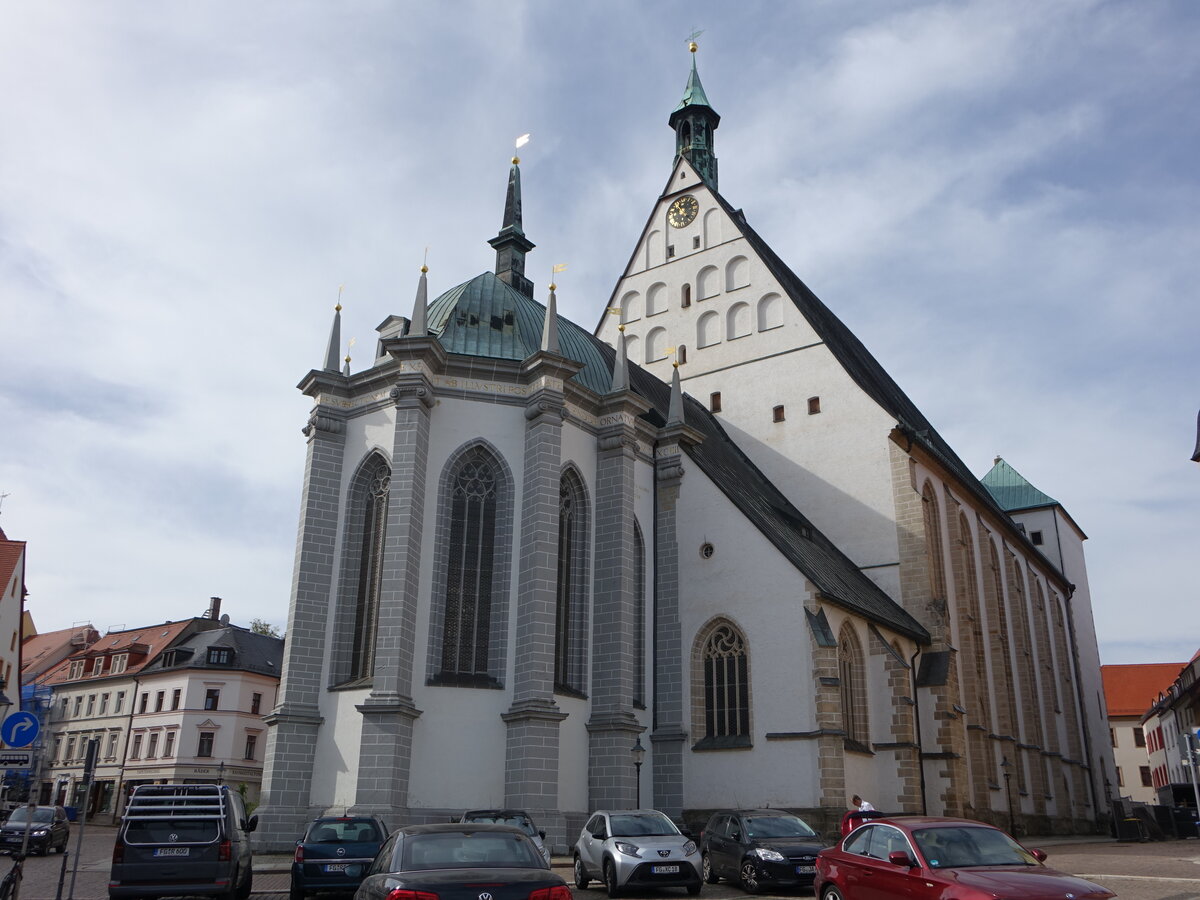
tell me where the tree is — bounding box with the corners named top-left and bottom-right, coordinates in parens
top-left (249, 618), bottom-right (281, 638)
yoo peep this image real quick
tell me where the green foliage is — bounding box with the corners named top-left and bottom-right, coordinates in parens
top-left (249, 618), bottom-right (281, 638)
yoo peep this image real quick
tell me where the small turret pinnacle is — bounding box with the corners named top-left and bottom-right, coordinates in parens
top-left (541, 281), bottom-right (560, 354)
top-left (488, 158), bottom-right (536, 298)
top-left (667, 361), bottom-right (684, 426)
top-left (668, 44), bottom-right (721, 189)
top-left (323, 293), bottom-right (343, 372)
top-left (610, 328), bottom-right (630, 394)
top-left (410, 264), bottom-right (429, 336)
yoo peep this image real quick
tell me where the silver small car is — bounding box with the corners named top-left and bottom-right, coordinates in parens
top-left (573, 809), bottom-right (702, 897)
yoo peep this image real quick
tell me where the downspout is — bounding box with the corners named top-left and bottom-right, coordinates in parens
top-left (909, 647), bottom-right (927, 815)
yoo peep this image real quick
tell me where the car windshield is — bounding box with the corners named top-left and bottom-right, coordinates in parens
top-left (463, 814), bottom-right (536, 837)
top-left (610, 813), bottom-right (679, 837)
top-left (401, 832), bottom-right (542, 870)
top-left (306, 818), bottom-right (383, 843)
top-left (744, 815), bottom-right (817, 840)
top-left (912, 826), bottom-right (1039, 868)
top-left (7, 809), bottom-right (54, 824)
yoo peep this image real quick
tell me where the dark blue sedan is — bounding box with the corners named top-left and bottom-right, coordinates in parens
top-left (291, 815), bottom-right (387, 899)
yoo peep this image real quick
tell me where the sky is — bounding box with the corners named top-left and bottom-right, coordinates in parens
top-left (1, 1), bottom-right (1196, 666)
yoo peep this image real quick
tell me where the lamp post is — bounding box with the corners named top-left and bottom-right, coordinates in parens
top-left (1001, 756), bottom-right (1015, 835)
top-left (631, 737), bottom-right (645, 809)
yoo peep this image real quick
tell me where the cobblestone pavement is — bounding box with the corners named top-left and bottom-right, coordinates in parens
top-left (15, 832), bottom-right (1199, 899)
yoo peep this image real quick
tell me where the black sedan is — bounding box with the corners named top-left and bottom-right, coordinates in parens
top-left (700, 809), bottom-right (825, 893)
top-left (0, 805), bottom-right (70, 856)
top-left (292, 814), bottom-right (388, 899)
top-left (354, 823), bottom-right (568, 900)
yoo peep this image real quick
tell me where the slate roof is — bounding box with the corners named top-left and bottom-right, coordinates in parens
top-left (420, 268), bottom-right (929, 642)
top-left (981, 458), bottom-right (1058, 511)
top-left (1101, 663), bottom-right (1187, 717)
top-left (154, 624), bottom-right (283, 677)
top-left (427, 271), bottom-right (613, 395)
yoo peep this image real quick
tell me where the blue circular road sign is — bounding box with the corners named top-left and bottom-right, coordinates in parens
top-left (0, 711), bottom-right (40, 748)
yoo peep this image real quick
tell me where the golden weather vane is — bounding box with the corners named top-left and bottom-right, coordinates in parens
top-left (513, 133), bottom-right (531, 165)
top-left (336, 284), bottom-right (345, 311)
top-left (688, 28), bottom-right (704, 52)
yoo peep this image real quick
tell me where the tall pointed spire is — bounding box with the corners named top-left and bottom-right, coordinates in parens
top-left (410, 263), bottom-right (429, 337)
top-left (668, 40), bottom-right (720, 189)
top-left (610, 326), bottom-right (630, 394)
top-left (488, 154), bottom-right (536, 298)
top-left (323, 290), bottom-right (343, 372)
top-left (541, 279), bottom-right (560, 354)
top-left (667, 361), bottom-right (684, 426)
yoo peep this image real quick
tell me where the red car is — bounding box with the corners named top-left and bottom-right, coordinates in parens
top-left (814, 816), bottom-right (1116, 900)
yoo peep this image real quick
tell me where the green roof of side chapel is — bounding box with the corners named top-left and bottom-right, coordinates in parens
top-left (980, 457), bottom-right (1059, 511)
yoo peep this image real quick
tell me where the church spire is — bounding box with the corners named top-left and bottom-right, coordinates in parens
top-left (667, 360), bottom-right (684, 426)
top-left (323, 289), bottom-right (343, 372)
top-left (541, 278), bottom-right (560, 354)
top-left (488, 154), bottom-right (536, 298)
top-left (668, 40), bottom-right (720, 189)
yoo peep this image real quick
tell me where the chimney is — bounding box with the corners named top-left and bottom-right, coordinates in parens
top-left (208, 597), bottom-right (222, 621)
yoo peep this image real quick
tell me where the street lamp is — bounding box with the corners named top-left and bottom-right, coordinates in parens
top-left (1000, 756), bottom-right (1015, 835)
top-left (631, 737), bottom-right (646, 809)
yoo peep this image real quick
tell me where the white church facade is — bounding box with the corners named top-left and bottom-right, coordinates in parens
top-left (255, 51), bottom-right (1114, 851)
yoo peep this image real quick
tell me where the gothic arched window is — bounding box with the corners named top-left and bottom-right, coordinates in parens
top-left (346, 457), bottom-right (390, 682)
top-left (428, 443), bottom-right (513, 688)
top-left (555, 468), bottom-right (589, 695)
top-left (838, 622), bottom-right (869, 749)
top-left (922, 481), bottom-right (947, 601)
top-left (694, 619), bottom-right (750, 746)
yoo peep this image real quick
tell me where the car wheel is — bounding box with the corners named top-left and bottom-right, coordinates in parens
top-left (289, 876), bottom-right (306, 900)
top-left (702, 854), bottom-right (719, 884)
top-left (739, 860), bottom-right (761, 894)
top-left (821, 887), bottom-right (844, 900)
top-left (604, 858), bottom-right (621, 898)
top-left (574, 855), bottom-right (590, 890)
top-left (236, 867), bottom-right (253, 900)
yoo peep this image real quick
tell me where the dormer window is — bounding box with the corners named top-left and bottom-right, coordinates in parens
top-left (207, 648), bottom-right (232, 666)
top-left (110, 654), bottom-right (128, 674)
top-left (91, 657), bottom-right (104, 676)
top-left (68, 661), bottom-right (84, 680)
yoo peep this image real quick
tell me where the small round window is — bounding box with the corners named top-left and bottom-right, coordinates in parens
top-left (700, 542), bottom-right (715, 560)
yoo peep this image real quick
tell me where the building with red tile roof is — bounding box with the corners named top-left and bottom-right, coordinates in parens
top-left (1101, 662), bottom-right (1186, 803)
top-left (0, 526), bottom-right (27, 708)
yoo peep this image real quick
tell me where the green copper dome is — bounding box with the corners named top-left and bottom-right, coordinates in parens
top-left (426, 271), bottom-right (612, 394)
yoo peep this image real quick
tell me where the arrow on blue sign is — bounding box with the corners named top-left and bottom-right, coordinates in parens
top-left (0, 711), bottom-right (40, 748)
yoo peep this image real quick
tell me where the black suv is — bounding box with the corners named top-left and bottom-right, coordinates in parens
top-left (0, 805), bottom-right (70, 855)
top-left (699, 809), bottom-right (825, 893)
top-left (109, 783), bottom-right (257, 899)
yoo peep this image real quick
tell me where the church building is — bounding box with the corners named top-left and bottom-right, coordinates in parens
top-left (255, 48), bottom-right (1114, 851)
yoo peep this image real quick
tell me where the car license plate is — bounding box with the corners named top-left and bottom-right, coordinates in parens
top-left (323, 863), bottom-right (347, 873)
top-left (154, 847), bottom-right (190, 857)
top-left (796, 865), bottom-right (815, 874)
top-left (653, 865), bottom-right (680, 874)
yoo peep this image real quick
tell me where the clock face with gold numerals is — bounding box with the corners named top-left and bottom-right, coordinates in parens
top-left (667, 195), bottom-right (699, 228)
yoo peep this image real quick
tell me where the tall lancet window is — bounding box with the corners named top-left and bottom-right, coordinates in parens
top-left (922, 482), bottom-right (947, 601)
top-left (838, 622), bottom-right (869, 749)
top-left (441, 454), bottom-right (498, 679)
top-left (554, 468), bottom-right (589, 695)
top-left (699, 621), bottom-right (750, 742)
top-left (346, 458), bottom-right (390, 682)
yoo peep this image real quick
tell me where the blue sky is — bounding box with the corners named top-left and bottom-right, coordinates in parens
top-left (1, 1), bottom-right (1196, 665)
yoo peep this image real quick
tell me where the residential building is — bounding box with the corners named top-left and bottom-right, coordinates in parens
top-left (21, 624), bottom-right (100, 687)
top-left (1101, 663), bottom-right (1184, 803)
top-left (122, 623), bottom-right (282, 804)
top-left (256, 48), bottom-right (1113, 850)
top-left (0, 526), bottom-right (27, 699)
top-left (1142, 650), bottom-right (1200, 808)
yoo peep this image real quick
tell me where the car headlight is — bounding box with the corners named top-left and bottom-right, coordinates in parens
top-left (682, 840), bottom-right (698, 856)
top-left (753, 848), bottom-right (785, 862)
top-left (614, 842), bottom-right (642, 858)
top-left (33, 830), bottom-right (49, 837)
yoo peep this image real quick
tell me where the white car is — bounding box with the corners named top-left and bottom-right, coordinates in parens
top-left (458, 809), bottom-right (551, 865)
top-left (573, 809), bottom-right (702, 897)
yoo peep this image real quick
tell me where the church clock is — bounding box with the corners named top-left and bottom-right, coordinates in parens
top-left (667, 195), bottom-right (699, 228)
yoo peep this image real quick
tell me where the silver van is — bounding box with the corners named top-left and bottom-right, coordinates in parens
top-left (109, 783), bottom-right (257, 899)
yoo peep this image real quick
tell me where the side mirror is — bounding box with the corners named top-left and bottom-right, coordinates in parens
top-left (592, 831), bottom-right (605, 841)
top-left (1029, 848), bottom-right (1047, 862)
top-left (730, 830), bottom-right (741, 842)
top-left (887, 850), bottom-right (915, 868)
top-left (244, 814), bottom-right (259, 833)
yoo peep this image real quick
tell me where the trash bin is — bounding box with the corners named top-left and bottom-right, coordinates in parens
top-left (63, 806), bottom-right (78, 822)
top-left (1116, 817), bottom-right (1145, 842)
top-left (1171, 808), bottom-right (1198, 839)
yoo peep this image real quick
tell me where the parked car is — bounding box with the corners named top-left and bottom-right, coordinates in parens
top-left (0, 805), bottom-right (70, 855)
top-left (699, 808), bottom-right (824, 893)
top-left (459, 808), bottom-right (551, 864)
top-left (291, 815), bottom-right (387, 900)
top-left (573, 809), bottom-right (702, 897)
top-left (109, 783), bottom-right (257, 900)
top-left (814, 816), bottom-right (1116, 900)
top-left (353, 822), bottom-right (565, 900)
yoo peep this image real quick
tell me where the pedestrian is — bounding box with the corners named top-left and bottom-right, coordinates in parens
top-left (851, 795), bottom-right (874, 812)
